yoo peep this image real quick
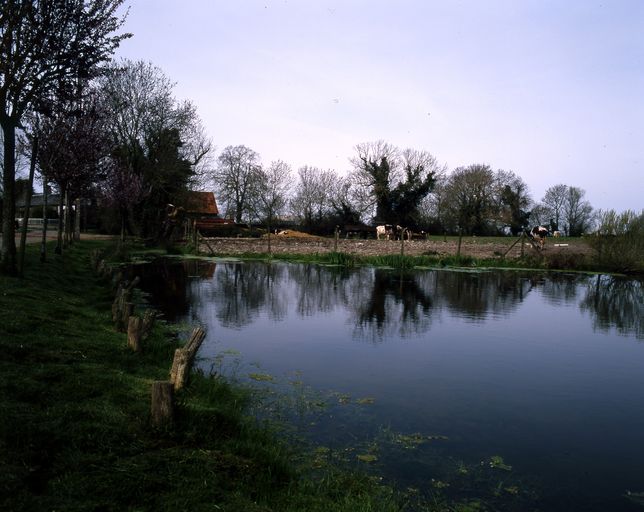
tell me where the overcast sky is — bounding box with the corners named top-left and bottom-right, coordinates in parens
top-left (115, 0), bottom-right (643, 212)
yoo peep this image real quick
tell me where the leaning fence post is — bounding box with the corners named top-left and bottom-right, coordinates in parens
top-left (169, 327), bottom-right (206, 390)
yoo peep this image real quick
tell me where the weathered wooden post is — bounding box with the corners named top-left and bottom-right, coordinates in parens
top-left (127, 315), bottom-right (142, 352)
top-left (150, 381), bottom-right (174, 428)
top-left (456, 228), bottom-right (463, 257)
top-left (400, 230), bottom-right (405, 256)
top-left (334, 225), bottom-right (339, 252)
top-left (169, 327), bottom-right (206, 390)
top-left (141, 310), bottom-right (156, 340)
top-left (120, 302), bottom-right (134, 332)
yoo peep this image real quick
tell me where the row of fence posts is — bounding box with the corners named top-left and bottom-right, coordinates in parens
top-left (90, 249), bottom-right (206, 429)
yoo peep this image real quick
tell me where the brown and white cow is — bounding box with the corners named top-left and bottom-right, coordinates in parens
top-left (529, 225), bottom-right (549, 249)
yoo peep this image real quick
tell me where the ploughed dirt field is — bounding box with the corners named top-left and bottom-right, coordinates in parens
top-left (199, 231), bottom-right (593, 260)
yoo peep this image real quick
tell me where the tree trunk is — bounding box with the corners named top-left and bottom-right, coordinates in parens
top-left (55, 189), bottom-right (64, 254)
top-left (74, 198), bottom-right (81, 241)
top-left (40, 181), bottom-right (49, 262)
top-left (18, 136), bottom-right (38, 276)
top-left (63, 187), bottom-right (72, 248)
top-left (1, 122), bottom-right (17, 275)
top-left (120, 209), bottom-right (126, 243)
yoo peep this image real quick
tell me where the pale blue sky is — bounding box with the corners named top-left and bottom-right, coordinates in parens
top-left (116, 0), bottom-right (643, 211)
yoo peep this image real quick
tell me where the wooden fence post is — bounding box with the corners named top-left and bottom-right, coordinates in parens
top-left (169, 327), bottom-right (206, 390)
top-left (141, 310), bottom-right (156, 340)
top-left (150, 381), bottom-right (174, 428)
top-left (121, 302), bottom-right (134, 332)
top-left (127, 316), bottom-right (142, 352)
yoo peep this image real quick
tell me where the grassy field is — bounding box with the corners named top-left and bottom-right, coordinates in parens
top-left (0, 241), bottom-right (405, 512)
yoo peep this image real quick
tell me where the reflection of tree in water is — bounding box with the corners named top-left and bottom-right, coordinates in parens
top-left (286, 264), bottom-right (355, 317)
top-left (427, 271), bottom-right (533, 321)
top-left (201, 262), bottom-right (288, 327)
top-left (538, 273), bottom-right (588, 307)
top-left (130, 259), bottom-right (215, 321)
top-left (351, 269), bottom-right (434, 340)
top-left (580, 275), bottom-right (643, 340)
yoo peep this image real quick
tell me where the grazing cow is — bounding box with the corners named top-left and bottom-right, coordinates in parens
top-left (529, 225), bottom-right (549, 249)
top-left (553, 230), bottom-right (561, 237)
top-left (376, 224), bottom-right (394, 240)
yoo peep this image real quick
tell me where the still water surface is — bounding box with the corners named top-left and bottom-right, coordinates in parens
top-left (133, 259), bottom-right (644, 510)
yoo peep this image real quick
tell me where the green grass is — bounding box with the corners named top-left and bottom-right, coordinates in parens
top-left (0, 241), bottom-right (407, 512)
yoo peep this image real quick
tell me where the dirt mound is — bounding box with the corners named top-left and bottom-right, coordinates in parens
top-left (264, 230), bottom-right (324, 240)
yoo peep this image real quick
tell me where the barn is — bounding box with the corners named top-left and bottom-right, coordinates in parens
top-left (183, 191), bottom-right (231, 234)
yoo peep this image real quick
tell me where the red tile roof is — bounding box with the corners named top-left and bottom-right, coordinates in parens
top-left (185, 191), bottom-right (219, 215)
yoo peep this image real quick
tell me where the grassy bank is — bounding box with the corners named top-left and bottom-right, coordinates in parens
top-left (198, 232), bottom-right (642, 275)
top-left (0, 241), bottom-right (403, 511)
top-left (206, 248), bottom-right (632, 275)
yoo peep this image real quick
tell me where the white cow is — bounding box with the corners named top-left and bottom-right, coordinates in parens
top-left (376, 225), bottom-right (393, 240)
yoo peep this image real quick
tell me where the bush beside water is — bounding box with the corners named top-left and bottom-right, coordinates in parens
top-left (586, 209), bottom-right (644, 273)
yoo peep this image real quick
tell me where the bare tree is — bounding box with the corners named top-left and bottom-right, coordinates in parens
top-left (540, 184), bottom-right (568, 231)
top-left (214, 145), bottom-right (261, 224)
top-left (290, 166), bottom-right (334, 232)
top-left (0, 0), bottom-right (129, 274)
top-left (252, 160), bottom-right (292, 247)
top-left (327, 174), bottom-right (364, 226)
top-left (537, 184), bottom-right (594, 235)
top-left (563, 186), bottom-right (594, 236)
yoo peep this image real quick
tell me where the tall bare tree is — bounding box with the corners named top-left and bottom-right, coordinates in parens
top-left (563, 186), bottom-right (594, 236)
top-left (290, 166), bottom-right (334, 232)
top-left (540, 184), bottom-right (568, 231)
top-left (0, 0), bottom-right (129, 274)
top-left (252, 160), bottom-right (292, 248)
top-left (213, 145), bottom-right (261, 224)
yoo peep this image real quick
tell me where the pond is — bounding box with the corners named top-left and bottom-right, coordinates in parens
top-left (131, 259), bottom-right (644, 511)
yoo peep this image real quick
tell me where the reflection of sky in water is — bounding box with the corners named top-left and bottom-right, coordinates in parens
top-left (134, 260), bottom-right (644, 510)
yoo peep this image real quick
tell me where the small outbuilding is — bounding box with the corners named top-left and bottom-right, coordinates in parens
top-left (183, 191), bottom-right (231, 233)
